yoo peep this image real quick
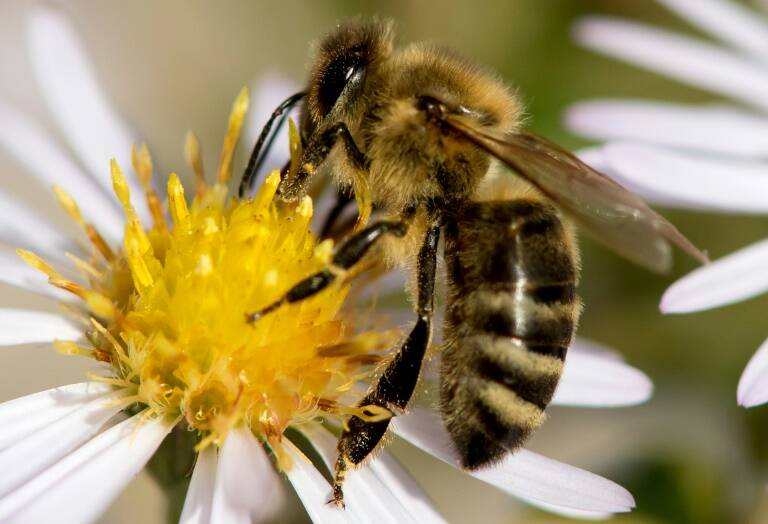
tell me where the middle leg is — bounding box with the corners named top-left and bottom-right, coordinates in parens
top-left (245, 218), bottom-right (409, 323)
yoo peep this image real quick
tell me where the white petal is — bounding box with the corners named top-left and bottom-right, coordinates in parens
top-left (180, 446), bottom-right (217, 524)
top-left (0, 308), bottom-right (81, 345)
top-left (0, 389), bottom-right (126, 497)
top-left (738, 336), bottom-right (768, 407)
top-left (210, 427), bottom-right (284, 524)
top-left (0, 414), bottom-right (172, 523)
top-left (602, 142), bottom-right (768, 213)
top-left (391, 407), bottom-right (634, 515)
top-left (657, 0), bottom-right (768, 58)
top-left (0, 250), bottom-right (72, 301)
top-left (0, 190), bottom-right (71, 258)
top-left (553, 344), bottom-right (653, 407)
top-left (574, 17), bottom-right (768, 110)
top-left (661, 238), bottom-right (768, 313)
top-left (283, 444), bottom-right (357, 524)
top-left (568, 338), bottom-right (624, 362)
top-left (566, 100), bottom-right (768, 157)
top-left (367, 453), bottom-right (447, 523)
top-left (243, 72), bottom-right (302, 189)
top-left (299, 426), bottom-right (445, 524)
top-left (0, 103), bottom-right (123, 241)
top-left (27, 7), bottom-right (150, 223)
top-left (523, 499), bottom-right (612, 521)
top-left (0, 382), bottom-right (112, 450)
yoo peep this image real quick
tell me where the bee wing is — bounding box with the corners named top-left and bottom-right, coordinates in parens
top-left (442, 116), bottom-right (708, 273)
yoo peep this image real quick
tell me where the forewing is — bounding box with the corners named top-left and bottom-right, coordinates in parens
top-left (443, 116), bottom-right (708, 273)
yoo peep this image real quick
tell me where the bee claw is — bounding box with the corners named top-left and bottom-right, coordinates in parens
top-left (327, 483), bottom-right (346, 509)
top-left (326, 496), bottom-right (345, 510)
top-left (244, 301), bottom-right (282, 325)
top-left (244, 311), bottom-right (262, 324)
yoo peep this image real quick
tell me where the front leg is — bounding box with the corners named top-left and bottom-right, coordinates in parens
top-left (278, 122), bottom-right (369, 203)
top-left (332, 224), bottom-right (440, 507)
top-left (245, 219), bottom-right (408, 323)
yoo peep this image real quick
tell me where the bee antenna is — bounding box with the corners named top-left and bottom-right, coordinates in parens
top-left (239, 91), bottom-right (307, 198)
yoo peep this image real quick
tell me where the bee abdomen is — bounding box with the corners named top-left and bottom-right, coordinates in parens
top-left (441, 200), bottom-right (580, 469)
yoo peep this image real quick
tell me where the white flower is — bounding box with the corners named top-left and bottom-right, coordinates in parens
top-left (565, 0), bottom-right (768, 408)
top-left (0, 7), bottom-right (652, 523)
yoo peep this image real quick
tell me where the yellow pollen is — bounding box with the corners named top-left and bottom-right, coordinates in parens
top-left (23, 89), bottom-right (399, 457)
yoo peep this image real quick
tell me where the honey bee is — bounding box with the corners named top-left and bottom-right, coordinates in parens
top-left (240, 18), bottom-right (707, 507)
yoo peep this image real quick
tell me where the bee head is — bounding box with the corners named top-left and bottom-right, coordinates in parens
top-left (304, 18), bottom-right (394, 131)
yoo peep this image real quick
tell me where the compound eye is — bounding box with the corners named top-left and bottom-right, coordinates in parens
top-left (317, 51), bottom-right (366, 117)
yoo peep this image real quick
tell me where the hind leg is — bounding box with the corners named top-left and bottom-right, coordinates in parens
top-left (332, 225), bottom-right (440, 506)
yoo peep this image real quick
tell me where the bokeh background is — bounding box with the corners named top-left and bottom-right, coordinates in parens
top-left (1, 1), bottom-right (767, 523)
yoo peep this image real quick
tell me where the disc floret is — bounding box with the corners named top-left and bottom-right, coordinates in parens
top-left (20, 88), bottom-right (393, 462)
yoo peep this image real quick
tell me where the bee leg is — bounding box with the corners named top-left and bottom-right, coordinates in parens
top-left (245, 219), bottom-right (408, 323)
top-left (332, 225), bottom-right (440, 507)
top-left (279, 122), bottom-right (369, 202)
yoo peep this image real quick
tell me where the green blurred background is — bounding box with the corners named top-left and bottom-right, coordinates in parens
top-left (0, 1), bottom-right (767, 523)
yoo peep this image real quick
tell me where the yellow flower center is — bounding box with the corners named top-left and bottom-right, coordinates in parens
top-left (19, 88), bottom-right (394, 462)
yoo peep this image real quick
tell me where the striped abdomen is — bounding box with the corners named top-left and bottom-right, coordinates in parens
top-left (440, 199), bottom-right (580, 469)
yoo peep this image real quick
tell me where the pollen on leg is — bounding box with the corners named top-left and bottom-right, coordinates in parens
top-left (16, 87), bottom-right (400, 462)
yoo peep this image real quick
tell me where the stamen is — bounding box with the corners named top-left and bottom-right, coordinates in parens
top-left (125, 235), bottom-right (154, 290)
top-left (167, 173), bottom-right (189, 225)
top-left (54, 340), bottom-right (93, 358)
top-left (85, 374), bottom-right (135, 389)
top-left (287, 118), bottom-right (303, 181)
top-left (113, 161), bottom-right (154, 261)
top-left (47, 277), bottom-right (86, 296)
top-left (65, 252), bottom-right (102, 279)
top-left (314, 239), bottom-right (334, 265)
top-left (53, 187), bottom-right (114, 260)
top-left (216, 87), bottom-right (249, 184)
top-left (131, 144), bottom-right (154, 190)
top-left (295, 196), bottom-right (314, 235)
top-left (16, 248), bottom-right (59, 278)
top-left (85, 225), bottom-right (116, 262)
top-left (131, 144), bottom-right (167, 231)
top-left (111, 159), bottom-right (134, 214)
top-left (90, 318), bottom-right (129, 367)
top-left (253, 171), bottom-right (280, 211)
top-left (53, 185), bottom-right (85, 228)
top-left (317, 398), bottom-right (393, 422)
top-left (81, 290), bottom-right (117, 320)
top-left (185, 131), bottom-right (207, 198)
